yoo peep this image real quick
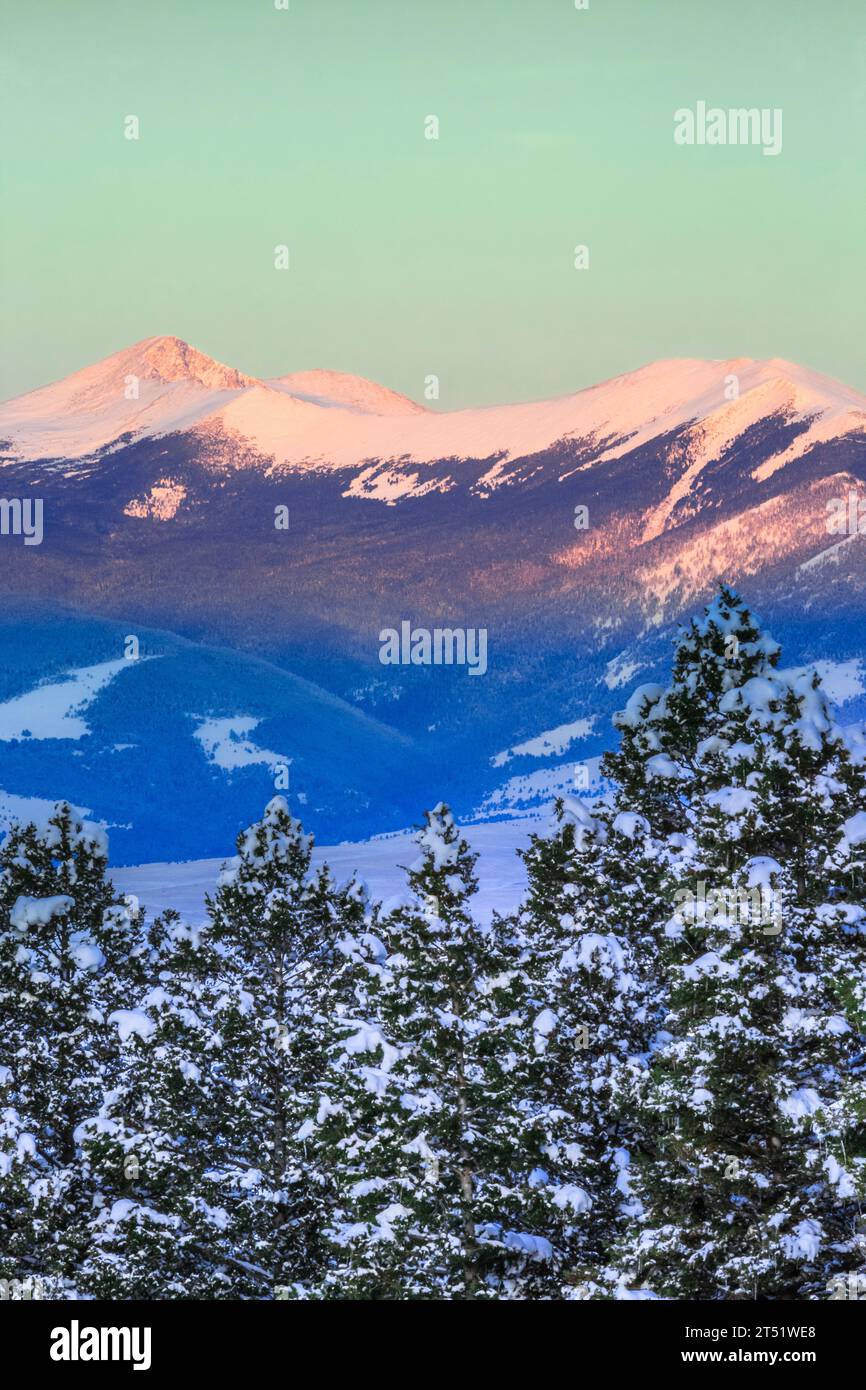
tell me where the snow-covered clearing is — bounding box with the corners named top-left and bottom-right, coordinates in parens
top-left (193, 716), bottom-right (288, 772)
top-left (0, 660), bottom-right (143, 741)
top-left (491, 717), bottom-right (597, 767)
top-left (114, 817), bottom-right (541, 925)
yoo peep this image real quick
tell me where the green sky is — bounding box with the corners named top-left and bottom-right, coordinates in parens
top-left (1, 0), bottom-right (864, 406)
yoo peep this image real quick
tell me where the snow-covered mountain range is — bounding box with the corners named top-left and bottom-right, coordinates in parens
top-left (3, 335), bottom-right (864, 480)
top-left (2, 337), bottom-right (865, 861)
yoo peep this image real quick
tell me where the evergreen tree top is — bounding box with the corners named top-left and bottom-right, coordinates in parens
top-left (211, 797), bottom-right (315, 905)
top-left (404, 803), bottom-right (479, 909)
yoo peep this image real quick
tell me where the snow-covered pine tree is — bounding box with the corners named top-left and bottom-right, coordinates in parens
top-left (618, 597), bottom-right (866, 1299)
top-left (514, 797), bottom-right (666, 1297)
top-left (0, 803), bottom-right (145, 1294)
top-left (310, 803), bottom-right (557, 1300)
top-left (76, 910), bottom-right (238, 1299)
top-left (603, 586), bottom-right (780, 837)
top-left (189, 795), bottom-right (378, 1297)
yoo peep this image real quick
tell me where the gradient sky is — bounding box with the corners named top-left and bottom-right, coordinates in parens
top-left (1, 0), bottom-right (864, 406)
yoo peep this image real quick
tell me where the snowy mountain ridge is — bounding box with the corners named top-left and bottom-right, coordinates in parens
top-left (2, 338), bottom-right (864, 493)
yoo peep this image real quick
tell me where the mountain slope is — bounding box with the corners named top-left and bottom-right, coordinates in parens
top-left (2, 340), bottom-right (866, 859)
top-left (0, 613), bottom-right (419, 863)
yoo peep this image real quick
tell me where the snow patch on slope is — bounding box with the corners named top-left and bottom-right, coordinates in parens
top-left (124, 479), bottom-right (188, 521)
top-left (193, 716), bottom-right (288, 773)
top-left (342, 465), bottom-right (455, 504)
top-left (475, 759), bottom-right (604, 819)
top-left (0, 660), bottom-right (147, 741)
top-left (797, 532), bottom-right (863, 574)
top-left (604, 653), bottom-right (646, 690)
top-left (491, 717), bottom-right (597, 767)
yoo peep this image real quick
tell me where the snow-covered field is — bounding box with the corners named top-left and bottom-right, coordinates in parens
top-left (114, 817), bottom-right (542, 925)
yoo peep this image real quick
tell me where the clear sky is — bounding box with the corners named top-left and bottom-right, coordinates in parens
top-left (1, 0), bottom-right (864, 406)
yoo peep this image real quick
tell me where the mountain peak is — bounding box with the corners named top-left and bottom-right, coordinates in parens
top-left (267, 368), bottom-right (426, 417)
top-left (131, 336), bottom-right (258, 390)
top-left (0, 336), bottom-right (258, 461)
